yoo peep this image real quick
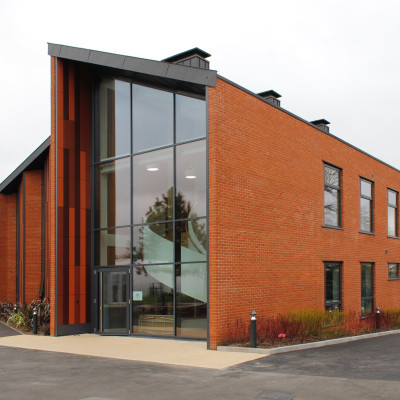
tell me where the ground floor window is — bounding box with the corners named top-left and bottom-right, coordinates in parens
top-left (388, 263), bottom-right (399, 280)
top-left (324, 262), bottom-right (342, 310)
top-left (361, 263), bottom-right (374, 315)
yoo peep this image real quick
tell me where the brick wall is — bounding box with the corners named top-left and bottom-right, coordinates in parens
top-left (0, 193), bottom-right (17, 302)
top-left (208, 77), bottom-right (400, 349)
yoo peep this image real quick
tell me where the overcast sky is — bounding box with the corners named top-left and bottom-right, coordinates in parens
top-left (1, 0), bottom-right (399, 182)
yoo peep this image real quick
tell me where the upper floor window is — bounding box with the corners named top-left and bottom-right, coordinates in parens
top-left (388, 189), bottom-right (398, 237)
top-left (360, 179), bottom-right (373, 233)
top-left (324, 164), bottom-right (341, 227)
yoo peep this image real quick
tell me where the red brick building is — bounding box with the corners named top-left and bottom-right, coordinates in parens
top-left (0, 44), bottom-right (399, 349)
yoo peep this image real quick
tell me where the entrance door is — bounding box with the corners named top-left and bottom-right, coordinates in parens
top-left (99, 269), bottom-right (130, 334)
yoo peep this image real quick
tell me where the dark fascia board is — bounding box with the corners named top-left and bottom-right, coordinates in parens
top-left (217, 74), bottom-right (400, 174)
top-left (48, 43), bottom-right (217, 87)
top-left (0, 137), bottom-right (50, 194)
top-left (162, 47), bottom-right (211, 62)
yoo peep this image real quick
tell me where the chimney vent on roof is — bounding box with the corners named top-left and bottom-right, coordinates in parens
top-left (311, 119), bottom-right (330, 133)
top-left (258, 90), bottom-right (281, 107)
top-left (162, 48), bottom-right (211, 69)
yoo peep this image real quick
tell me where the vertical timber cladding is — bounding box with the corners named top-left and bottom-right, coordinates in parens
top-left (56, 58), bottom-right (91, 331)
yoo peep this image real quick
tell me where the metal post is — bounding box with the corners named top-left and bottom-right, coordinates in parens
top-left (376, 307), bottom-right (381, 330)
top-left (32, 307), bottom-right (38, 335)
top-left (250, 310), bottom-right (257, 348)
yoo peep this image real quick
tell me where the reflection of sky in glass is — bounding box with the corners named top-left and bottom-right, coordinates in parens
top-left (324, 166), bottom-right (339, 186)
top-left (176, 141), bottom-right (206, 218)
top-left (114, 80), bottom-right (131, 157)
top-left (388, 190), bottom-right (397, 206)
top-left (133, 148), bottom-right (173, 224)
top-left (176, 95), bottom-right (206, 143)
top-left (133, 85), bottom-right (173, 153)
top-left (360, 198), bottom-right (371, 231)
top-left (361, 180), bottom-right (372, 197)
top-left (388, 207), bottom-right (396, 236)
top-left (324, 188), bottom-right (338, 226)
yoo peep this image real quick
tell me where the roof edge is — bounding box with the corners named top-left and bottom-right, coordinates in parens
top-left (0, 137), bottom-right (50, 193)
top-left (48, 43), bottom-right (217, 87)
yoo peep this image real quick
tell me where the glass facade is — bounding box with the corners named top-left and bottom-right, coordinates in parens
top-left (94, 79), bottom-right (207, 338)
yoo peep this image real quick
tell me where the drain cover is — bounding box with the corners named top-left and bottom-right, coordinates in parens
top-left (256, 391), bottom-right (295, 400)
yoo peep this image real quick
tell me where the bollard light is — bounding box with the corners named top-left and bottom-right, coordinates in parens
top-left (32, 307), bottom-right (38, 335)
top-left (375, 307), bottom-right (381, 330)
top-left (13, 303), bottom-right (18, 314)
top-left (250, 310), bottom-right (257, 348)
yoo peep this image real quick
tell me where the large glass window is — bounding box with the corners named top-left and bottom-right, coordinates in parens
top-left (132, 85), bottom-right (173, 153)
top-left (94, 80), bottom-right (207, 338)
top-left (133, 147), bottom-right (173, 224)
top-left (132, 264), bottom-right (174, 336)
top-left (361, 263), bottom-right (374, 315)
top-left (360, 179), bottom-right (373, 233)
top-left (133, 223), bottom-right (174, 265)
top-left (95, 79), bottom-right (131, 161)
top-left (95, 227), bottom-right (131, 266)
top-left (325, 262), bottom-right (341, 310)
top-left (95, 158), bottom-right (131, 228)
top-left (388, 189), bottom-right (398, 237)
top-left (176, 95), bottom-right (206, 143)
top-left (176, 263), bottom-right (207, 338)
top-left (324, 164), bottom-right (341, 227)
top-left (176, 141), bottom-right (206, 219)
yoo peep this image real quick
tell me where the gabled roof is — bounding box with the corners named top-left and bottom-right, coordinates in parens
top-left (0, 137), bottom-right (50, 194)
top-left (48, 43), bottom-right (217, 87)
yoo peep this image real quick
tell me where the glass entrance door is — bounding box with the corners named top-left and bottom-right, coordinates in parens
top-left (99, 269), bottom-right (129, 334)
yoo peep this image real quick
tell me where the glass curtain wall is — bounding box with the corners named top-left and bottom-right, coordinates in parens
top-left (94, 78), bottom-right (207, 338)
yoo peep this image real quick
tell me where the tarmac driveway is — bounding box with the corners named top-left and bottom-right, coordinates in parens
top-left (0, 332), bottom-right (399, 400)
top-left (0, 321), bottom-right (21, 337)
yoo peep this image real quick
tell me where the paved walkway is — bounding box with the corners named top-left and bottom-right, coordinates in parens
top-left (0, 332), bottom-right (264, 369)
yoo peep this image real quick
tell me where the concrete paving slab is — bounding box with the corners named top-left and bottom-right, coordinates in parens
top-left (0, 333), bottom-right (264, 369)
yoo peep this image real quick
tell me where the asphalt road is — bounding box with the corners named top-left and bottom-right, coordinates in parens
top-left (0, 333), bottom-right (399, 400)
top-left (0, 321), bottom-right (21, 337)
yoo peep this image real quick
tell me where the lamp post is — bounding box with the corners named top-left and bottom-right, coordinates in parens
top-left (250, 310), bottom-right (257, 348)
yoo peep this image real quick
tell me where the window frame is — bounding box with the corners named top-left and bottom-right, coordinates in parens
top-left (323, 163), bottom-right (342, 228)
top-left (324, 261), bottom-right (342, 311)
top-left (388, 263), bottom-right (399, 280)
top-left (360, 178), bottom-right (374, 234)
top-left (388, 189), bottom-right (398, 238)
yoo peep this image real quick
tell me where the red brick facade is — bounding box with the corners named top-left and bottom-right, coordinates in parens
top-left (208, 77), bottom-right (400, 348)
top-left (1, 49), bottom-right (399, 346)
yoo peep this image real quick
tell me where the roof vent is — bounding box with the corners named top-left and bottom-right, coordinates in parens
top-left (162, 48), bottom-right (211, 69)
top-left (311, 119), bottom-right (330, 133)
top-left (258, 90), bottom-right (281, 107)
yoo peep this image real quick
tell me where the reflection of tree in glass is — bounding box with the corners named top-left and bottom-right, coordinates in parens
top-left (133, 187), bottom-right (206, 275)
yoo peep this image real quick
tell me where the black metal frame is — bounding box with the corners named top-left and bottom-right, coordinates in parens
top-left (91, 77), bottom-right (208, 340)
top-left (360, 178), bottom-right (374, 234)
top-left (323, 162), bottom-right (342, 228)
top-left (324, 261), bottom-right (342, 310)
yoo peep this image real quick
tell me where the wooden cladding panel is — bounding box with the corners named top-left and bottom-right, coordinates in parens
top-left (55, 59), bottom-right (92, 326)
